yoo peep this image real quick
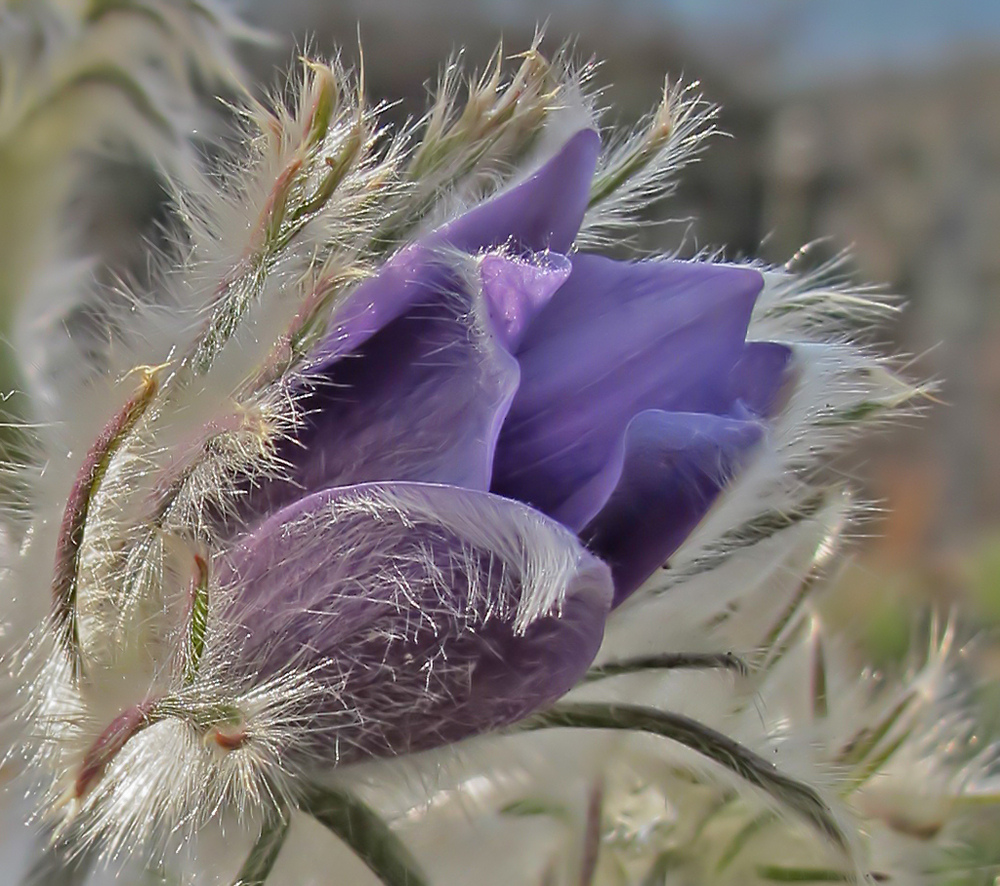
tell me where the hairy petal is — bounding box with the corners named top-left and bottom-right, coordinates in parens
top-left (493, 255), bottom-right (765, 529)
top-left (294, 302), bottom-right (517, 492)
top-left (309, 129), bottom-right (599, 368)
top-left (728, 341), bottom-right (794, 418)
top-left (440, 128), bottom-right (600, 254)
top-left (581, 410), bottom-right (765, 606)
top-left (250, 250), bottom-right (573, 518)
top-left (218, 482), bottom-right (614, 764)
top-left (479, 251), bottom-right (572, 351)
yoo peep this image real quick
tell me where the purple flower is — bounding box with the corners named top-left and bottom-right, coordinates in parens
top-left (218, 129), bottom-right (790, 766)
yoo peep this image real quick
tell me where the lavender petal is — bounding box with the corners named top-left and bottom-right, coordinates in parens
top-left (439, 128), bottom-right (600, 255)
top-left (219, 481), bottom-right (613, 764)
top-left (492, 255), bottom-right (765, 530)
top-left (581, 410), bottom-right (764, 606)
top-left (729, 341), bottom-right (794, 418)
top-left (250, 250), bottom-right (575, 515)
top-left (309, 129), bottom-right (599, 369)
top-left (479, 251), bottom-right (572, 350)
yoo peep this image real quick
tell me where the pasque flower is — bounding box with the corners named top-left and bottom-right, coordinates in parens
top-left (220, 128), bottom-right (789, 766)
top-left (3, 40), bottom-right (984, 886)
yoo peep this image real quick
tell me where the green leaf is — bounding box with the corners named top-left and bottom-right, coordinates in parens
top-left (715, 811), bottom-right (776, 872)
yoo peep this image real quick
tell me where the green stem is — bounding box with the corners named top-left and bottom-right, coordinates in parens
top-left (298, 784), bottom-right (429, 886)
top-left (756, 865), bottom-right (886, 883)
top-left (184, 554), bottom-right (210, 685)
top-left (715, 811), bottom-right (776, 872)
top-left (523, 702), bottom-right (848, 853)
top-left (232, 816), bottom-right (291, 886)
top-left (584, 652), bottom-right (748, 683)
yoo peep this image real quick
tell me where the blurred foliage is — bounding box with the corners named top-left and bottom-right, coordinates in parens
top-left (965, 533), bottom-right (1000, 626)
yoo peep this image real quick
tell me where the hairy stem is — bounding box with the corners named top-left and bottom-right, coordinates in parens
top-left (51, 368), bottom-right (159, 675)
top-left (584, 652), bottom-right (748, 683)
top-left (232, 816), bottom-right (291, 886)
top-left (523, 702), bottom-right (849, 853)
top-left (298, 784), bottom-right (429, 886)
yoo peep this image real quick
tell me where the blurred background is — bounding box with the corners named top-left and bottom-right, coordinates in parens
top-left (231, 0), bottom-right (1000, 671)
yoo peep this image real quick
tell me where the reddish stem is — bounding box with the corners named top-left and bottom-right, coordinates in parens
top-left (75, 697), bottom-right (161, 799)
top-left (52, 373), bottom-right (158, 673)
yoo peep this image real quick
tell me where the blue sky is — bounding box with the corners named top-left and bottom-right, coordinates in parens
top-left (487, 0), bottom-right (1000, 88)
top-left (667, 0), bottom-right (1000, 77)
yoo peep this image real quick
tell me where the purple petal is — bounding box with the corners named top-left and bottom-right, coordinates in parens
top-left (729, 342), bottom-right (794, 418)
top-left (266, 274), bottom-right (520, 504)
top-left (581, 410), bottom-right (764, 607)
top-left (480, 251), bottom-right (572, 350)
top-left (219, 482), bottom-right (613, 764)
top-left (250, 251), bottom-right (576, 514)
top-left (492, 255), bottom-right (765, 530)
top-left (309, 130), bottom-right (599, 369)
top-left (440, 128), bottom-right (600, 254)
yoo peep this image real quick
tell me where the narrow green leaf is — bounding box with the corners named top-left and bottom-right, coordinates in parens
top-left (845, 727), bottom-right (913, 794)
top-left (184, 554), bottom-right (210, 684)
top-left (36, 65), bottom-right (174, 134)
top-left (84, 0), bottom-right (169, 29)
top-left (588, 89), bottom-right (675, 208)
top-left (51, 369), bottom-right (159, 676)
top-left (499, 798), bottom-right (570, 820)
top-left (760, 575), bottom-right (816, 669)
top-left (837, 695), bottom-right (912, 767)
top-left (662, 493), bottom-right (828, 588)
top-left (810, 628), bottom-right (829, 719)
